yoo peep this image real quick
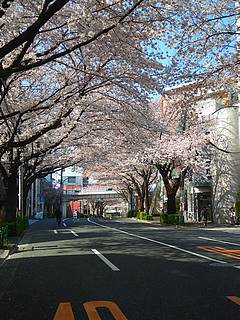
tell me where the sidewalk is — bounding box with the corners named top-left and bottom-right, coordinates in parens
top-left (0, 219), bottom-right (39, 264)
top-left (0, 236), bottom-right (19, 264)
top-left (132, 216), bottom-right (240, 229)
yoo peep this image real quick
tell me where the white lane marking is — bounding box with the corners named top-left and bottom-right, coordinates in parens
top-left (91, 249), bottom-right (120, 271)
top-left (71, 230), bottom-right (79, 237)
top-left (53, 230), bottom-right (58, 234)
top-left (63, 223), bottom-right (67, 227)
top-left (88, 218), bottom-right (226, 264)
top-left (199, 237), bottom-right (240, 247)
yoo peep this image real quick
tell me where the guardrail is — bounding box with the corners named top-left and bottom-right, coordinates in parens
top-left (0, 225), bottom-right (8, 248)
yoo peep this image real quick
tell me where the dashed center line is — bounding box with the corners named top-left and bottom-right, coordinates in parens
top-left (70, 230), bottom-right (79, 237)
top-left (91, 249), bottom-right (120, 271)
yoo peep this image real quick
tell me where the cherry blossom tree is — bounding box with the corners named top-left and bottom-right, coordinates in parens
top-left (0, 0), bottom-right (173, 221)
top-left (161, 1), bottom-right (239, 85)
top-left (133, 94), bottom-right (209, 215)
top-left (1, 0), bottom-right (237, 223)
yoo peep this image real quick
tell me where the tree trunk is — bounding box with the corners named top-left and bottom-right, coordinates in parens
top-left (129, 188), bottom-right (134, 211)
top-left (167, 193), bottom-right (177, 215)
top-left (145, 182), bottom-right (150, 214)
top-left (157, 162), bottom-right (187, 216)
top-left (139, 187), bottom-right (145, 212)
top-left (22, 183), bottom-right (30, 217)
top-left (5, 172), bottom-right (18, 222)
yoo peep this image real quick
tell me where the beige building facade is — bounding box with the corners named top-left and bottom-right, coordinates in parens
top-left (166, 82), bottom-right (240, 224)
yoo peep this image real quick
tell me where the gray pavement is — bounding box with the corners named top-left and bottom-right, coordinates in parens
top-left (0, 215), bottom-right (239, 264)
top-left (1, 217), bottom-right (240, 319)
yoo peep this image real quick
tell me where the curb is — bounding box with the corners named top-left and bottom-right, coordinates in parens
top-left (0, 244), bottom-right (19, 264)
top-left (0, 249), bottom-right (9, 261)
top-left (9, 244), bottom-right (19, 255)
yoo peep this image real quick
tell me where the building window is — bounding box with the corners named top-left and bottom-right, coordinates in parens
top-left (67, 176), bottom-right (76, 184)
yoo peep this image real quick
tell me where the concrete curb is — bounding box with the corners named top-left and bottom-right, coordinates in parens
top-left (0, 249), bottom-right (10, 260)
top-left (0, 244), bottom-right (19, 264)
top-left (8, 244), bottom-right (19, 255)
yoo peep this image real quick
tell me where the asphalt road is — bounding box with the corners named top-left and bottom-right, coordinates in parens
top-left (1, 218), bottom-right (240, 320)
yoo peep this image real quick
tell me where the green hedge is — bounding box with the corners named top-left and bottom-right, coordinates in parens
top-left (160, 213), bottom-right (184, 225)
top-left (16, 215), bottom-right (25, 235)
top-left (0, 225), bottom-right (8, 248)
top-left (127, 210), bottom-right (138, 218)
top-left (127, 210), bottom-right (153, 220)
top-left (136, 211), bottom-right (153, 220)
top-left (0, 215), bottom-right (26, 236)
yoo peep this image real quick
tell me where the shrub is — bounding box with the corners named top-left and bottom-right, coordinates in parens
top-left (6, 222), bottom-right (16, 236)
top-left (136, 211), bottom-right (153, 220)
top-left (136, 211), bottom-right (141, 219)
top-left (127, 210), bottom-right (137, 218)
top-left (0, 215), bottom-right (26, 237)
top-left (16, 215), bottom-right (25, 236)
top-left (160, 213), bottom-right (184, 225)
top-left (146, 215), bottom-right (153, 220)
top-left (0, 225), bottom-right (9, 248)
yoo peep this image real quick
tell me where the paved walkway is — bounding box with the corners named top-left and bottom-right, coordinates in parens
top-left (132, 216), bottom-right (240, 229)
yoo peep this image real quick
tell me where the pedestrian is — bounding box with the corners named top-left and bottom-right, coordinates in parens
top-left (200, 207), bottom-right (208, 227)
top-left (32, 207), bottom-right (36, 218)
top-left (55, 207), bottom-right (62, 227)
top-left (73, 210), bottom-right (78, 221)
